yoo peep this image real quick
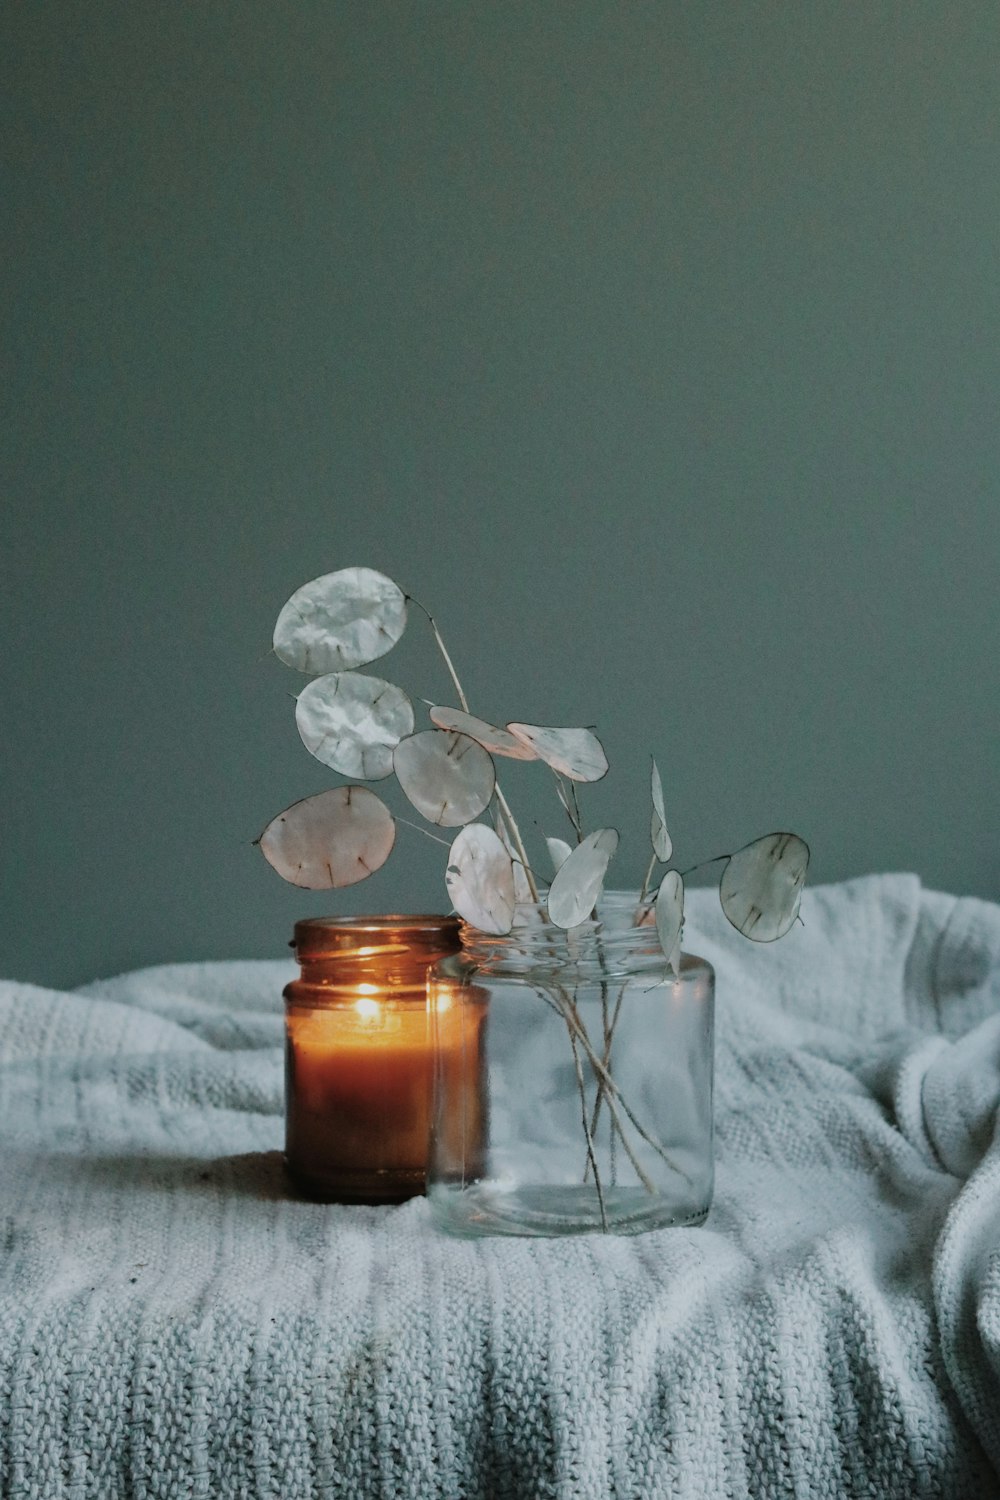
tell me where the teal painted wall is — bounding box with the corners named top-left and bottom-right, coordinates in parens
top-left (4, 3), bottom-right (999, 986)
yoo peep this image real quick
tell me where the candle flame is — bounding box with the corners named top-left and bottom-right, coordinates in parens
top-left (353, 992), bottom-right (381, 1019)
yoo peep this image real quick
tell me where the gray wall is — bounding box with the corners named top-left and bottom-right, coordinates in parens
top-left (4, 2), bottom-right (999, 988)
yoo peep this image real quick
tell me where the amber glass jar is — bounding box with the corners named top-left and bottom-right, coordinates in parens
top-left (284, 914), bottom-right (485, 1204)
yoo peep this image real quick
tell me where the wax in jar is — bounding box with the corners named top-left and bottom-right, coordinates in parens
top-left (286, 993), bottom-right (484, 1200)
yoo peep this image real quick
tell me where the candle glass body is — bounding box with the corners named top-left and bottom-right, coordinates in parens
top-left (427, 894), bottom-right (714, 1237)
top-left (284, 914), bottom-right (483, 1203)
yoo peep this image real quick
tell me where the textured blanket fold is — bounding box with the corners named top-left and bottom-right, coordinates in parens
top-left (2, 873), bottom-right (999, 1498)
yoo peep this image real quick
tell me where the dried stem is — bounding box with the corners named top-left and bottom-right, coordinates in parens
top-left (586, 982), bottom-right (627, 1151)
top-left (404, 590), bottom-right (692, 1206)
top-left (677, 852), bottom-right (731, 881)
top-left (582, 983), bottom-right (656, 1193)
top-left (494, 785), bottom-right (540, 903)
top-left (535, 985), bottom-right (691, 1189)
top-left (407, 595), bottom-right (471, 714)
top-left (601, 1101), bottom-right (655, 1194)
top-left (569, 782), bottom-right (583, 840)
top-left (409, 592), bottom-right (540, 902)
top-left (554, 989), bottom-right (691, 1184)
top-left (554, 775), bottom-right (583, 841)
top-left (568, 1029), bottom-right (608, 1231)
top-left (395, 816), bottom-right (452, 848)
top-left (638, 851), bottom-right (658, 909)
top-left (603, 984), bottom-right (615, 1185)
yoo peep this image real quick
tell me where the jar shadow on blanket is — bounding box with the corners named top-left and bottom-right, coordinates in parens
top-left (23, 1149), bottom-right (291, 1201)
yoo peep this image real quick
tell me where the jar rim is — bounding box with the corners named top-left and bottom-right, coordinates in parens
top-left (464, 889), bottom-right (656, 933)
top-left (293, 913), bottom-right (459, 933)
top-left (291, 913), bottom-right (460, 963)
top-left (455, 890), bottom-right (697, 978)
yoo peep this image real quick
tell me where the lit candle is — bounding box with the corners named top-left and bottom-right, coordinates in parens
top-left (284, 916), bottom-right (484, 1203)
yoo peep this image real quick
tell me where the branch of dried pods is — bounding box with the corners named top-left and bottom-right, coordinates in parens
top-left (262, 564), bottom-right (809, 952)
top-left (260, 564), bottom-right (812, 1217)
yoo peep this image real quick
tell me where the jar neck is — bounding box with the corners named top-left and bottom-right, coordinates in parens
top-left (291, 914), bottom-right (460, 988)
top-left (459, 893), bottom-right (666, 980)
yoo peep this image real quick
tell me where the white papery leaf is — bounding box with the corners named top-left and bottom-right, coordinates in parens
top-left (295, 672), bottom-right (414, 780)
top-left (506, 723), bottom-right (609, 783)
top-left (446, 824), bottom-right (516, 934)
top-left (546, 828), bottom-right (620, 929)
top-left (273, 566), bottom-right (407, 673)
top-left (655, 870), bottom-right (684, 975)
top-left (650, 759), bottom-right (672, 863)
top-left (393, 731), bottom-right (496, 827)
top-left (546, 837), bottom-right (573, 874)
top-left (258, 786), bottom-right (395, 889)
top-left (429, 707), bottom-right (537, 761)
top-left (719, 832), bottom-right (810, 942)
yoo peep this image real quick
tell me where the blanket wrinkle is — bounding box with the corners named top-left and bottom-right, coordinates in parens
top-left (1, 873), bottom-right (999, 1497)
top-left (921, 1013), bottom-right (1000, 1178)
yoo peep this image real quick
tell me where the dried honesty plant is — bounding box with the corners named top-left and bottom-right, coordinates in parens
top-left (260, 564), bottom-right (809, 959)
top-left (260, 565), bottom-right (810, 1230)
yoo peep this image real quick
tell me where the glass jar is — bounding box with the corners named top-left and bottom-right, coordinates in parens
top-left (284, 914), bottom-right (467, 1203)
top-left (427, 894), bottom-right (714, 1236)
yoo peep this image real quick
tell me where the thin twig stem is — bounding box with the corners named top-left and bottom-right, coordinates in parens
top-left (554, 775), bottom-right (583, 840)
top-left (600, 1102), bottom-right (656, 1194)
top-left (638, 852), bottom-right (658, 908)
top-left (395, 816), bottom-right (452, 848)
top-left (406, 595), bottom-right (471, 713)
top-left (569, 783), bottom-right (583, 840)
top-left (568, 1029), bottom-right (608, 1231)
top-left (494, 786), bottom-right (540, 902)
top-left (584, 980), bottom-right (611, 1185)
top-left (539, 987), bottom-right (691, 1185)
top-left (581, 983), bottom-right (655, 1192)
top-left (408, 591), bottom-right (540, 902)
top-left (676, 852), bottom-right (731, 881)
top-left (587, 982), bottom-right (627, 1146)
top-left (602, 983), bottom-right (614, 1185)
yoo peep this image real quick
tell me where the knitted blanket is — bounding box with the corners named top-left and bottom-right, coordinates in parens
top-left (2, 873), bottom-right (999, 1498)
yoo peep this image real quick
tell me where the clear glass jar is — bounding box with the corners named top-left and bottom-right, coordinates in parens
top-left (284, 914), bottom-right (465, 1203)
top-left (427, 894), bottom-right (714, 1237)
